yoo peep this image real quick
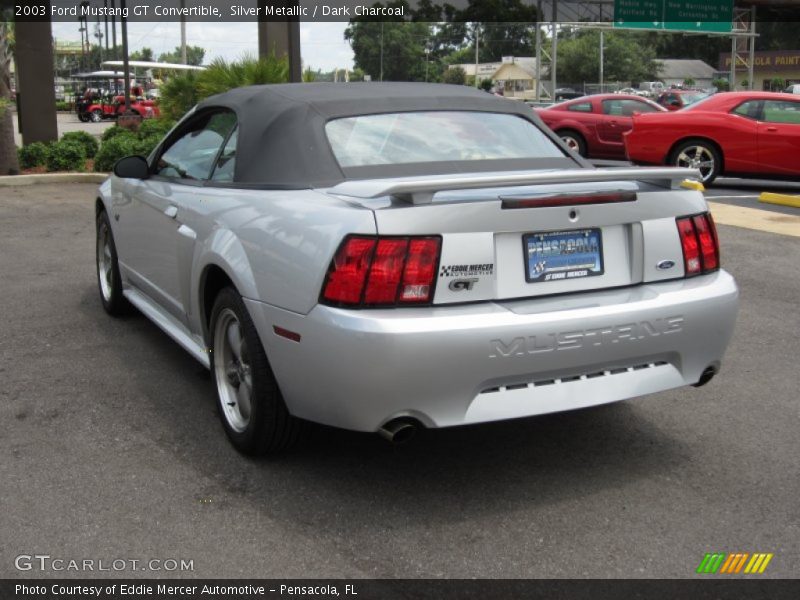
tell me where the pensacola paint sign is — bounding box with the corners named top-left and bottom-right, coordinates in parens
top-left (719, 51), bottom-right (800, 72)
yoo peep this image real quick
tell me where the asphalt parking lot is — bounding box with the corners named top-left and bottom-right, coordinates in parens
top-left (706, 177), bottom-right (800, 213)
top-left (1, 182), bottom-right (798, 579)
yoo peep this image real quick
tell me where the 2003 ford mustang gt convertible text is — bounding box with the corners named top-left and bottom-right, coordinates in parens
top-left (95, 83), bottom-right (739, 454)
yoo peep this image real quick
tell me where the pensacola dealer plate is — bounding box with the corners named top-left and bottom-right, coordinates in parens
top-left (523, 228), bottom-right (604, 283)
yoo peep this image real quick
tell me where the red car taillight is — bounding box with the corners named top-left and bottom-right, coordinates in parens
top-left (676, 213), bottom-right (719, 276)
top-left (322, 235), bottom-right (441, 307)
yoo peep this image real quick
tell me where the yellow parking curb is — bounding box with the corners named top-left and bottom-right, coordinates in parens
top-left (680, 179), bottom-right (705, 192)
top-left (707, 202), bottom-right (800, 238)
top-left (759, 192), bottom-right (800, 209)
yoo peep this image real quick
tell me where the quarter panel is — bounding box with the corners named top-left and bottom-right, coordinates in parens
top-left (192, 188), bottom-right (376, 319)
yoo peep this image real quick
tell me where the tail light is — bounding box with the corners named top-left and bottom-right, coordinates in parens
top-left (322, 235), bottom-right (441, 307)
top-left (676, 213), bottom-right (719, 276)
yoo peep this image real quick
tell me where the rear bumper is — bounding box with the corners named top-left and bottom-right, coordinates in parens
top-left (245, 270), bottom-right (738, 432)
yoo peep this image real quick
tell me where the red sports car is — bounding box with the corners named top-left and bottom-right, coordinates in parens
top-left (625, 92), bottom-right (800, 184)
top-left (536, 94), bottom-right (666, 159)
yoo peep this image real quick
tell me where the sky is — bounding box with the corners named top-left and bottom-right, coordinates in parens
top-left (50, 21), bottom-right (355, 72)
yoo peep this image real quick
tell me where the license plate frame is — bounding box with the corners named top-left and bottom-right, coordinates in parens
top-left (523, 228), bottom-right (604, 283)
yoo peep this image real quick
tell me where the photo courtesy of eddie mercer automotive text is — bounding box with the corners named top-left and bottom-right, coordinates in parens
top-left (96, 82), bottom-right (739, 455)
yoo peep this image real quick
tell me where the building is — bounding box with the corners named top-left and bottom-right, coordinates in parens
top-left (719, 50), bottom-right (800, 90)
top-left (451, 57), bottom-right (541, 100)
top-left (657, 59), bottom-right (716, 89)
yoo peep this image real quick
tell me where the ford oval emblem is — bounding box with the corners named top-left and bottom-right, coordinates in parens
top-left (657, 260), bottom-right (676, 270)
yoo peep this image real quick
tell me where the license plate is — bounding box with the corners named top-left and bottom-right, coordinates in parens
top-left (523, 228), bottom-right (604, 283)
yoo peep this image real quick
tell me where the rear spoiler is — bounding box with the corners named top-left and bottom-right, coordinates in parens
top-left (328, 167), bottom-right (701, 205)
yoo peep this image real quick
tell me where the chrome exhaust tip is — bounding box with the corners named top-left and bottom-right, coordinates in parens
top-left (378, 419), bottom-right (417, 444)
top-left (693, 366), bottom-right (717, 388)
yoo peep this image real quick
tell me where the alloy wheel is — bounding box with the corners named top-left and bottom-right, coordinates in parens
top-left (675, 145), bottom-right (715, 182)
top-left (213, 309), bottom-right (253, 433)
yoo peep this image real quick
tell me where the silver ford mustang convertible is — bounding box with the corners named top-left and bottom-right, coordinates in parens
top-left (96, 83), bottom-right (738, 454)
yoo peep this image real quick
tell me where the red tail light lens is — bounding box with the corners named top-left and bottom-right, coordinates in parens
top-left (364, 239), bottom-right (409, 304)
top-left (676, 213), bottom-right (719, 276)
top-left (693, 214), bottom-right (719, 271)
top-left (322, 236), bottom-right (441, 307)
top-left (400, 238), bottom-right (441, 303)
top-left (322, 237), bottom-right (376, 304)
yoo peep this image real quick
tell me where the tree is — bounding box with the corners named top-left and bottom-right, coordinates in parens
top-left (712, 77), bottom-right (730, 92)
top-left (683, 77), bottom-right (696, 87)
top-left (557, 30), bottom-right (657, 85)
top-left (302, 66), bottom-right (316, 82)
top-left (442, 66), bottom-right (466, 85)
top-left (769, 77), bottom-right (786, 91)
top-left (130, 47), bottom-right (154, 62)
top-left (0, 15), bottom-right (19, 175)
top-left (159, 54), bottom-right (289, 120)
top-left (345, 19), bottom-right (432, 82)
top-left (159, 45), bottom-right (205, 66)
top-left (457, 0), bottom-right (539, 62)
top-left (644, 32), bottom-right (726, 68)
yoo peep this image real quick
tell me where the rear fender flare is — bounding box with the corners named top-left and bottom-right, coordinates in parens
top-left (196, 229), bottom-right (259, 334)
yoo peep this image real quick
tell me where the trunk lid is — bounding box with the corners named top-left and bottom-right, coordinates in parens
top-left (327, 168), bottom-right (706, 304)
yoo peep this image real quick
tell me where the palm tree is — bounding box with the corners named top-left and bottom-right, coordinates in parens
top-left (0, 16), bottom-right (20, 175)
top-left (159, 53), bottom-right (290, 120)
top-left (195, 53), bottom-right (289, 98)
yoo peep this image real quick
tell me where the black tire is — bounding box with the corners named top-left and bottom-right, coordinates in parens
top-left (209, 287), bottom-right (302, 455)
top-left (96, 210), bottom-right (130, 316)
top-left (78, 112), bottom-right (90, 123)
top-left (669, 139), bottom-right (721, 185)
top-left (557, 130), bottom-right (587, 157)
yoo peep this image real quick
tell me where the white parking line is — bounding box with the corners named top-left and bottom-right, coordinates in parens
top-left (705, 195), bottom-right (760, 200)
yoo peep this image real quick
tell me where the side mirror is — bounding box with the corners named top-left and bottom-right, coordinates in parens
top-left (670, 101), bottom-right (681, 108)
top-left (113, 155), bottom-right (150, 179)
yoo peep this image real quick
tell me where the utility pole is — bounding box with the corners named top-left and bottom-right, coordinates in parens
top-left (180, 0), bottom-right (187, 64)
top-left (599, 29), bottom-right (604, 93)
top-left (551, 0), bottom-right (558, 97)
top-left (535, 0), bottom-right (542, 101)
top-left (120, 0), bottom-right (131, 112)
top-left (104, 0), bottom-right (109, 54)
top-left (474, 23), bottom-right (480, 88)
top-left (95, 19), bottom-right (104, 63)
top-left (110, 0), bottom-right (117, 59)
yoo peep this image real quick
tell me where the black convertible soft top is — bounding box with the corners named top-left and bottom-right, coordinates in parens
top-left (195, 82), bottom-right (581, 188)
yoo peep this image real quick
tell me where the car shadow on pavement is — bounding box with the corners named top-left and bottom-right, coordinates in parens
top-left (81, 285), bottom-right (692, 527)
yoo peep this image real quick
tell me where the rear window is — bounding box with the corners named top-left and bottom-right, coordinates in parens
top-left (681, 92), bottom-right (710, 106)
top-left (325, 111), bottom-right (564, 168)
top-left (567, 102), bottom-right (593, 112)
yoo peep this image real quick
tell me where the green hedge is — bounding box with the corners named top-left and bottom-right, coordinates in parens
top-left (46, 140), bottom-right (86, 172)
top-left (137, 118), bottom-right (175, 139)
top-left (18, 142), bottom-right (50, 169)
top-left (94, 133), bottom-right (140, 172)
top-left (94, 118), bottom-right (173, 172)
top-left (61, 130), bottom-right (99, 158)
top-left (101, 125), bottom-right (127, 142)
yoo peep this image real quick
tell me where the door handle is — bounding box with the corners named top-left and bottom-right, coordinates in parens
top-left (164, 205), bottom-right (178, 218)
top-left (765, 126), bottom-right (778, 132)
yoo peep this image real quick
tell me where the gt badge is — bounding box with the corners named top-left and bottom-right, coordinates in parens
top-left (449, 278), bottom-right (479, 291)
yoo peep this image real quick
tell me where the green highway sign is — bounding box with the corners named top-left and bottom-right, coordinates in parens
top-left (614, 0), bottom-right (734, 33)
top-left (613, 0), bottom-right (663, 28)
